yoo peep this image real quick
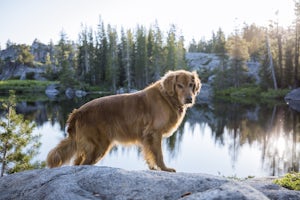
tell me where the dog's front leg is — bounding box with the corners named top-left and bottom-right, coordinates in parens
top-left (141, 133), bottom-right (176, 172)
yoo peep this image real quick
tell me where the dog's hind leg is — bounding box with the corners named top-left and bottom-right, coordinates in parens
top-left (74, 128), bottom-right (112, 165)
top-left (74, 141), bottom-right (111, 165)
top-left (74, 154), bottom-right (83, 165)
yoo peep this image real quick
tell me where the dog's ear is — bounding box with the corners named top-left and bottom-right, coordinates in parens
top-left (192, 71), bottom-right (201, 95)
top-left (162, 71), bottom-right (176, 96)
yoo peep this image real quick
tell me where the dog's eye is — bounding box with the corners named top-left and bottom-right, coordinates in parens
top-left (177, 84), bottom-right (184, 89)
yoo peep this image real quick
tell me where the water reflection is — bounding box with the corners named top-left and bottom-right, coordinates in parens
top-left (186, 102), bottom-right (300, 176)
top-left (2, 94), bottom-right (299, 177)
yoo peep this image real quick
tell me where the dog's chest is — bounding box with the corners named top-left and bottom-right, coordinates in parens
top-left (160, 110), bottom-right (186, 137)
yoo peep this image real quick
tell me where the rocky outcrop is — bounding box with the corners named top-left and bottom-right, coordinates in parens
top-left (196, 83), bottom-right (213, 102)
top-left (186, 53), bottom-right (260, 102)
top-left (31, 39), bottom-right (53, 63)
top-left (186, 53), bottom-right (218, 102)
top-left (0, 166), bottom-right (299, 200)
top-left (285, 88), bottom-right (300, 101)
top-left (0, 40), bottom-right (50, 81)
top-left (0, 64), bottom-right (46, 81)
top-left (45, 83), bottom-right (60, 98)
top-left (65, 88), bottom-right (88, 98)
top-left (186, 52), bottom-right (221, 72)
top-left (186, 53), bottom-right (260, 82)
top-left (285, 88), bottom-right (300, 112)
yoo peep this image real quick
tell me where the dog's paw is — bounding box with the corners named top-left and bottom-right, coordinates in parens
top-left (163, 167), bottom-right (176, 172)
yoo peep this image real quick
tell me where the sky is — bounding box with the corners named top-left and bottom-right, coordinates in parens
top-left (0, 0), bottom-right (296, 47)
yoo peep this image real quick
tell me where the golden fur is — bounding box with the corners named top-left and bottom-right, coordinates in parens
top-left (47, 70), bottom-right (201, 172)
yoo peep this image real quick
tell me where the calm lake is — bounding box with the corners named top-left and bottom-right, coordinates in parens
top-left (10, 93), bottom-right (300, 178)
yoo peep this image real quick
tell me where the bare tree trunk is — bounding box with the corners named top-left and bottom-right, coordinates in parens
top-left (0, 143), bottom-right (7, 177)
top-left (266, 36), bottom-right (278, 90)
top-left (277, 34), bottom-right (283, 87)
top-left (84, 45), bottom-right (89, 78)
top-left (295, 24), bottom-right (299, 88)
top-left (126, 42), bottom-right (131, 91)
top-left (1, 107), bottom-right (10, 177)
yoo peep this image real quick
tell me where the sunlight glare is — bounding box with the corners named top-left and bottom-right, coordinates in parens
top-left (274, 135), bottom-right (286, 157)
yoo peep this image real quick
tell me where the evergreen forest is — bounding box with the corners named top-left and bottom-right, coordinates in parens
top-left (1, 2), bottom-right (300, 94)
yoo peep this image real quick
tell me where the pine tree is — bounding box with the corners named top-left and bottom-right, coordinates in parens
top-left (285, 36), bottom-right (294, 87)
top-left (259, 47), bottom-right (273, 90)
top-left (77, 40), bottom-right (85, 80)
top-left (188, 38), bottom-right (198, 52)
top-left (106, 24), bottom-right (119, 92)
top-left (95, 18), bottom-right (108, 85)
top-left (242, 23), bottom-right (265, 61)
top-left (134, 25), bottom-right (147, 89)
top-left (78, 24), bottom-right (92, 83)
top-left (56, 30), bottom-right (77, 88)
top-left (87, 27), bottom-right (96, 85)
top-left (276, 27), bottom-right (284, 88)
top-left (294, 0), bottom-right (300, 87)
top-left (119, 27), bottom-right (127, 88)
top-left (16, 44), bottom-right (34, 67)
top-left (226, 31), bottom-right (250, 88)
top-left (0, 91), bottom-right (43, 176)
top-left (213, 28), bottom-right (226, 56)
top-left (146, 28), bottom-right (155, 84)
top-left (119, 28), bottom-right (134, 91)
top-left (197, 38), bottom-right (210, 53)
top-left (153, 21), bottom-right (164, 80)
top-left (176, 35), bottom-right (187, 69)
top-left (166, 24), bottom-right (177, 71)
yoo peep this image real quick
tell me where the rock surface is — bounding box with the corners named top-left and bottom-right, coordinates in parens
top-left (186, 52), bottom-right (221, 72)
top-left (196, 83), bottom-right (213, 102)
top-left (285, 88), bottom-right (300, 112)
top-left (45, 83), bottom-right (60, 98)
top-left (285, 88), bottom-right (300, 101)
top-left (186, 52), bottom-right (261, 102)
top-left (0, 64), bottom-right (46, 81)
top-left (0, 166), bottom-right (299, 200)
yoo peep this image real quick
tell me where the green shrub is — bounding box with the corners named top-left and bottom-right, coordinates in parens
top-left (230, 86), bottom-right (261, 97)
top-left (0, 80), bottom-right (58, 93)
top-left (215, 86), bottom-right (261, 97)
top-left (274, 172), bottom-right (300, 191)
top-left (261, 89), bottom-right (291, 99)
top-left (215, 86), bottom-right (290, 102)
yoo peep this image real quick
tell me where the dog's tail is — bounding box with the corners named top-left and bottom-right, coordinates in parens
top-left (46, 109), bottom-right (79, 168)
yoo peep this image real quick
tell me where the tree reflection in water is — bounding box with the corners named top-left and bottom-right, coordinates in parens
top-left (4, 94), bottom-right (300, 176)
top-left (187, 101), bottom-right (300, 176)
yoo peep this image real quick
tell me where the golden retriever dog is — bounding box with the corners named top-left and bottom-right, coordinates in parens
top-left (47, 70), bottom-right (201, 172)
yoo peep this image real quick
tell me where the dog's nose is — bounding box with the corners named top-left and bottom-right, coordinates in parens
top-left (185, 96), bottom-right (193, 104)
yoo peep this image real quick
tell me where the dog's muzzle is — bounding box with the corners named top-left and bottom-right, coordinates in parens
top-left (185, 96), bottom-right (193, 104)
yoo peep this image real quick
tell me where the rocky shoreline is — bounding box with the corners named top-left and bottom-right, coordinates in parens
top-left (0, 166), bottom-right (299, 200)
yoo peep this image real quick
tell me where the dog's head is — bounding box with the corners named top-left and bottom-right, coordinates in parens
top-left (161, 70), bottom-right (201, 106)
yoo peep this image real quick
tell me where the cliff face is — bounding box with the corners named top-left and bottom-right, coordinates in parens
top-left (186, 52), bottom-right (261, 102)
top-left (0, 39), bottom-right (50, 81)
top-left (0, 39), bottom-right (52, 63)
top-left (0, 64), bottom-right (45, 80)
top-left (186, 52), bottom-right (260, 84)
top-left (0, 166), bottom-right (299, 200)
